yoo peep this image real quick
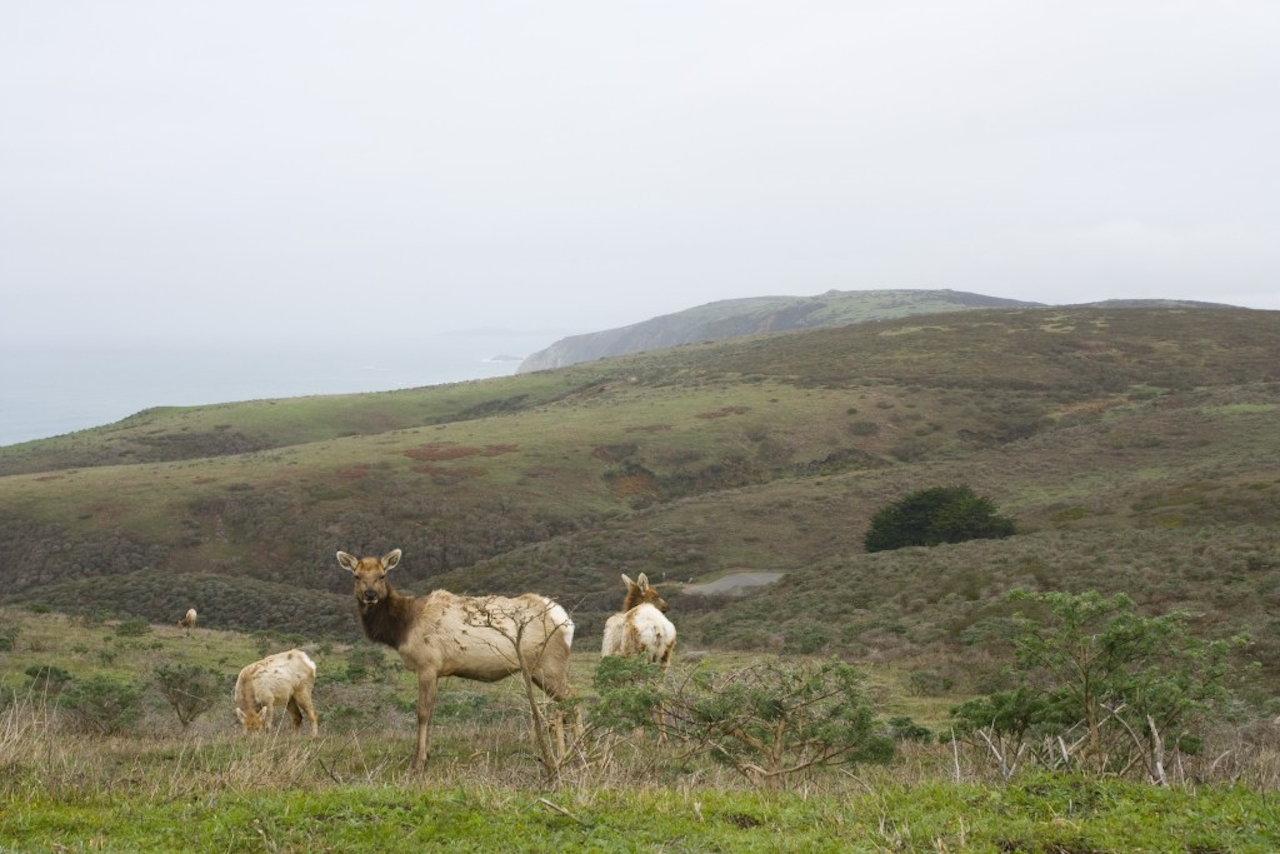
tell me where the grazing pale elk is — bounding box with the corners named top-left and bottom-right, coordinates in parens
top-left (602, 573), bottom-right (677, 669)
top-left (336, 548), bottom-right (577, 770)
top-left (233, 649), bottom-right (318, 736)
top-left (177, 608), bottom-right (197, 636)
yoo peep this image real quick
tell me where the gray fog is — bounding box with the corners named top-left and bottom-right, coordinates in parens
top-left (3, 2), bottom-right (1278, 350)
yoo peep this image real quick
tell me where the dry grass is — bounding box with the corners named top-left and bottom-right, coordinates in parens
top-left (5, 689), bottom-right (1279, 805)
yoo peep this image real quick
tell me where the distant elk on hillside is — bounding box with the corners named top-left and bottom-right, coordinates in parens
top-left (602, 572), bottom-right (677, 670)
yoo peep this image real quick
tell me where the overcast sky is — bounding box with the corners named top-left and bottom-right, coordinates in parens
top-left (3, 2), bottom-right (1278, 349)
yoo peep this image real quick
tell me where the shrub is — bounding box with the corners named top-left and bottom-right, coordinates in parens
top-left (600, 658), bottom-right (895, 787)
top-left (25, 664), bottom-right (73, 695)
top-left (153, 664), bottom-right (220, 728)
top-left (114, 618), bottom-right (152, 637)
top-left (433, 691), bottom-right (499, 722)
top-left (60, 676), bottom-right (143, 735)
top-left (886, 715), bottom-right (934, 743)
top-left (591, 655), bottom-right (666, 735)
top-left (341, 647), bottom-right (390, 683)
top-left (951, 590), bottom-right (1245, 782)
top-left (908, 669), bottom-right (954, 697)
top-left (864, 484), bottom-right (1015, 552)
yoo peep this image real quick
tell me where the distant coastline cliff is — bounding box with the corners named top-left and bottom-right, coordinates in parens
top-left (518, 289), bottom-right (1041, 373)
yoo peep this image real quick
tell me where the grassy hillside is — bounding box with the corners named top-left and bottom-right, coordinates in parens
top-left (517, 287), bottom-right (1044, 371)
top-left (3, 306), bottom-right (1280, 849)
top-left (1, 306), bottom-right (1277, 701)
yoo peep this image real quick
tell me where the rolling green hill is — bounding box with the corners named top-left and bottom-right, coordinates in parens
top-left (517, 287), bottom-right (1044, 371)
top-left (513, 287), bottom-right (1237, 372)
top-left (2, 306), bottom-right (1278, 703)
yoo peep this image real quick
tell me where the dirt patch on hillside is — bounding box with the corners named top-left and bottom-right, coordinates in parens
top-left (684, 571), bottom-right (784, 596)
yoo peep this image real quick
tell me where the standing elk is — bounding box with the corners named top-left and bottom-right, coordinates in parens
top-left (602, 573), bottom-right (677, 669)
top-left (177, 608), bottom-right (197, 636)
top-left (336, 548), bottom-right (577, 770)
top-left (233, 648), bottom-right (318, 736)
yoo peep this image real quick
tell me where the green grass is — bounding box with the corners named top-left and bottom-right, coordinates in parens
top-left (3, 603), bottom-right (1279, 852)
top-left (5, 779), bottom-right (1277, 853)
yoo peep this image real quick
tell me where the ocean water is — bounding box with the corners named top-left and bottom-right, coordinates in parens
top-left (0, 330), bottom-right (558, 447)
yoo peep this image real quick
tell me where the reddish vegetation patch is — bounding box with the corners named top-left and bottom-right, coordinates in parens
top-left (412, 464), bottom-right (487, 480)
top-left (607, 472), bottom-right (660, 498)
top-left (625, 423), bottom-right (673, 433)
top-left (34, 474), bottom-right (62, 482)
top-left (336, 465), bottom-right (369, 480)
top-left (402, 442), bottom-right (519, 461)
top-left (696, 406), bottom-right (751, 419)
top-left (592, 444), bottom-right (638, 463)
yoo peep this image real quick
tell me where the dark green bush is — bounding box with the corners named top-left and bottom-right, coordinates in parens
top-left (864, 484), bottom-right (1015, 552)
top-left (886, 715), bottom-right (934, 743)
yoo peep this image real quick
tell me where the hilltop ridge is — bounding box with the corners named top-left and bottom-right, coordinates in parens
top-left (518, 288), bottom-right (1042, 372)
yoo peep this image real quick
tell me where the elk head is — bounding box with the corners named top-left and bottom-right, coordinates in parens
top-left (337, 549), bottom-right (402, 608)
top-left (236, 705), bottom-right (269, 732)
top-left (623, 572), bottom-right (669, 613)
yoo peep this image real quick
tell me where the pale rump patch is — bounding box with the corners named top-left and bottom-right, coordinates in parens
top-left (602, 573), bottom-right (677, 669)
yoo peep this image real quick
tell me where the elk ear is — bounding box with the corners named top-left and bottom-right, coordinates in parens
top-left (336, 551), bottom-right (358, 573)
top-left (382, 549), bottom-right (402, 571)
top-left (235, 707), bottom-right (247, 723)
top-left (637, 573), bottom-right (650, 589)
top-left (620, 574), bottom-right (634, 589)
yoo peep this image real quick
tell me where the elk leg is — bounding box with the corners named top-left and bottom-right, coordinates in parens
top-left (287, 697), bottom-right (303, 731)
top-left (413, 672), bottom-right (438, 770)
top-left (298, 689), bottom-right (318, 737)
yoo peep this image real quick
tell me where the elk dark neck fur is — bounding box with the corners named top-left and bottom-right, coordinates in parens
top-left (623, 589), bottom-right (646, 611)
top-left (357, 583), bottom-right (417, 650)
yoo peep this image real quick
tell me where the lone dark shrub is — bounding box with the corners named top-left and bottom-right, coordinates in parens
top-left (864, 484), bottom-right (1015, 552)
